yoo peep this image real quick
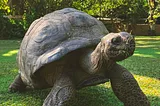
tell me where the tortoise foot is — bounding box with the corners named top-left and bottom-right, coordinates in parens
top-left (9, 74), bottom-right (26, 92)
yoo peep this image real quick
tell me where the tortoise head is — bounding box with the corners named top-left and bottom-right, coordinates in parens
top-left (101, 32), bottom-right (135, 61)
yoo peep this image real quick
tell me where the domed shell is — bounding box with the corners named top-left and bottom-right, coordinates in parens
top-left (17, 8), bottom-right (109, 85)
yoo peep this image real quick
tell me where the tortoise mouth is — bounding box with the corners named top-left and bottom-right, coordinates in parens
top-left (107, 50), bottom-right (131, 61)
top-left (109, 50), bottom-right (126, 57)
top-left (107, 44), bottom-right (135, 61)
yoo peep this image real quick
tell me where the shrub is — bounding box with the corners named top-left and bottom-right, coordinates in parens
top-left (0, 10), bottom-right (25, 39)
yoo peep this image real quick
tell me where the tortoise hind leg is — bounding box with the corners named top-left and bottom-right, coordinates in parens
top-left (43, 73), bottom-right (75, 106)
top-left (107, 64), bottom-right (150, 106)
top-left (9, 74), bottom-right (26, 92)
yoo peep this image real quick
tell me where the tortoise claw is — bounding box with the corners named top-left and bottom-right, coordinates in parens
top-left (8, 74), bottom-right (26, 93)
top-left (9, 83), bottom-right (25, 93)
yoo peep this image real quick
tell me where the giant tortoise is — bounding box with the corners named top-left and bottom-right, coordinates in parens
top-left (9, 8), bottom-right (150, 106)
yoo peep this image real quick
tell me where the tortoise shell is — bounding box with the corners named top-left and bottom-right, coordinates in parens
top-left (17, 8), bottom-right (109, 86)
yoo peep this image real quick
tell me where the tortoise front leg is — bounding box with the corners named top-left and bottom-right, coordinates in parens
top-left (43, 73), bottom-right (75, 106)
top-left (107, 63), bottom-right (150, 106)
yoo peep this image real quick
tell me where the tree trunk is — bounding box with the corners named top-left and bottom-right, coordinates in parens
top-left (148, 0), bottom-right (156, 35)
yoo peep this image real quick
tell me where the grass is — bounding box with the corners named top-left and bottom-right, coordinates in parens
top-left (0, 36), bottom-right (160, 106)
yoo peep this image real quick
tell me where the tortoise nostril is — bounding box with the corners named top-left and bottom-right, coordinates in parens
top-left (111, 36), bottom-right (122, 45)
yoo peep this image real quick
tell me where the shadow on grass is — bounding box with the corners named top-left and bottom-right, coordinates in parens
top-left (1, 84), bottom-right (160, 106)
top-left (0, 85), bottom-right (122, 106)
top-left (68, 86), bottom-right (123, 106)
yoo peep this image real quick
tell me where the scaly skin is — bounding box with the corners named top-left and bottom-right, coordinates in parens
top-left (107, 64), bottom-right (150, 106)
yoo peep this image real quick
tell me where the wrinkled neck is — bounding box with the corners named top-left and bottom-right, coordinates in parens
top-left (90, 42), bottom-right (110, 73)
top-left (80, 42), bottom-right (114, 74)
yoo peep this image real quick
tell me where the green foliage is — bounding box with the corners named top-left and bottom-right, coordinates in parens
top-left (100, 0), bottom-right (149, 21)
top-left (9, 0), bottom-right (149, 22)
top-left (0, 0), bottom-right (152, 39)
top-left (101, 0), bottom-right (149, 32)
top-left (0, 37), bottom-right (160, 106)
top-left (0, 0), bottom-right (10, 13)
top-left (0, 0), bottom-right (25, 39)
top-left (153, 0), bottom-right (160, 19)
top-left (0, 10), bottom-right (25, 39)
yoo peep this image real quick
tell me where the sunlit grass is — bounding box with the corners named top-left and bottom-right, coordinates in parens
top-left (155, 52), bottom-right (160, 54)
top-left (135, 36), bottom-right (160, 40)
top-left (133, 53), bottom-right (155, 58)
top-left (2, 50), bottom-right (18, 57)
top-left (0, 36), bottom-right (160, 106)
top-left (134, 75), bottom-right (160, 96)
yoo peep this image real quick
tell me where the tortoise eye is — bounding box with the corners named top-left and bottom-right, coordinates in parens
top-left (111, 36), bottom-right (122, 45)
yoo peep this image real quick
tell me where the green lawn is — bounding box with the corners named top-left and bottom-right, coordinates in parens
top-left (0, 36), bottom-right (160, 106)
